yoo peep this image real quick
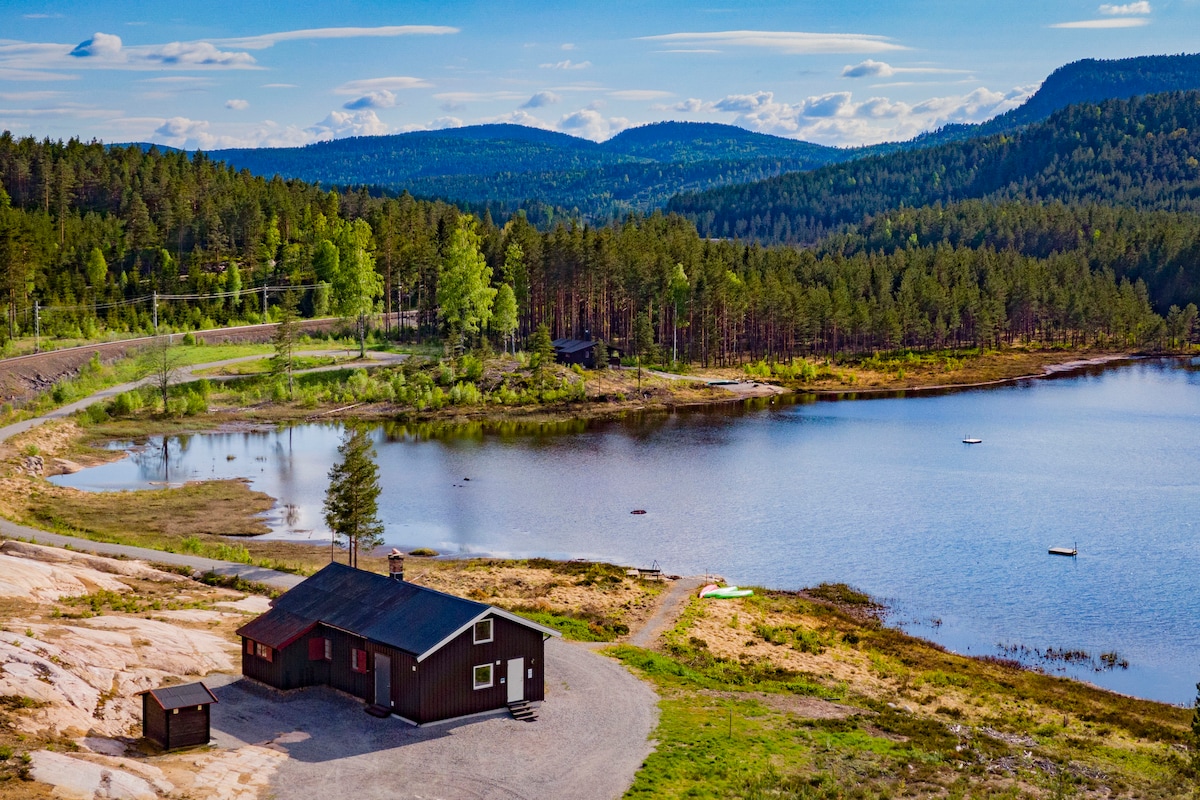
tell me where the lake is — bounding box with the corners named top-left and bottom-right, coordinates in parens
top-left (52, 358), bottom-right (1200, 704)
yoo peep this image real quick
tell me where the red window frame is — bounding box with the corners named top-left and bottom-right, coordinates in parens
top-left (351, 648), bottom-right (367, 673)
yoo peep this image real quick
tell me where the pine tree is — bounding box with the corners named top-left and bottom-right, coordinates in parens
top-left (530, 322), bottom-right (555, 378)
top-left (592, 337), bottom-right (608, 396)
top-left (271, 290), bottom-right (299, 399)
top-left (633, 311), bottom-right (655, 392)
top-left (323, 427), bottom-right (385, 569)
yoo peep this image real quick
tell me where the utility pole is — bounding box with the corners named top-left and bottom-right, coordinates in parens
top-left (34, 301), bottom-right (39, 353)
top-left (262, 285), bottom-right (268, 318)
top-left (152, 291), bottom-right (158, 333)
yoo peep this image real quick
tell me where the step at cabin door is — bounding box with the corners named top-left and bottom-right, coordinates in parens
top-left (374, 653), bottom-right (391, 707)
top-left (506, 657), bottom-right (524, 703)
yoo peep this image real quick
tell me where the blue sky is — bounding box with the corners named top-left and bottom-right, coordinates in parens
top-left (1, 0), bottom-right (1195, 149)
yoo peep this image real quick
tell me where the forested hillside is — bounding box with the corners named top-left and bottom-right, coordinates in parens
top-left (866, 53), bottom-right (1200, 154)
top-left (0, 130), bottom-right (1186, 372)
top-left (209, 123), bottom-right (843, 222)
top-left (669, 92), bottom-right (1200, 244)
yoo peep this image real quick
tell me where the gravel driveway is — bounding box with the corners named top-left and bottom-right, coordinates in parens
top-left (209, 637), bottom-right (658, 800)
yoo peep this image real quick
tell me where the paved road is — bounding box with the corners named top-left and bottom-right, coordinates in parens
top-left (0, 348), bottom-right (406, 447)
top-left (208, 636), bottom-right (658, 800)
top-left (0, 349), bottom-right (411, 591)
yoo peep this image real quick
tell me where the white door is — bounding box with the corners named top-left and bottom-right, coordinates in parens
top-left (506, 657), bottom-right (524, 703)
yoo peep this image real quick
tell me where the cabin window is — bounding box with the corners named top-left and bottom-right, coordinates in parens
top-left (473, 619), bottom-right (493, 644)
top-left (244, 638), bottom-right (254, 655)
top-left (308, 638), bottom-right (332, 661)
top-left (473, 663), bottom-right (493, 690)
top-left (255, 642), bottom-right (273, 663)
top-left (351, 648), bottom-right (368, 673)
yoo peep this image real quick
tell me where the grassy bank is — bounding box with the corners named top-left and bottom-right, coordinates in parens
top-left (615, 587), bottom-right (1196, 799)
top-left (737, 346), bottom-right (1160, 394)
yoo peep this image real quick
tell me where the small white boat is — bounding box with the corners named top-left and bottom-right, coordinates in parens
top-left (962, 437), bottom-right (982, 444)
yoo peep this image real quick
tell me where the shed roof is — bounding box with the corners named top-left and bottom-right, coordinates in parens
top-left (236, 563), bottom-right (559, 660)
top-left (140, 682), bottom-right (218, 710)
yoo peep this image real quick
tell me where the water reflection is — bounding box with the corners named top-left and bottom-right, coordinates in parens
top-left (49, 359), bottom-right (1200, 704)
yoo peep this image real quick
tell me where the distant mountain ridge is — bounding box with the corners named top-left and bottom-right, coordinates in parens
top-left (197, 53), bottom-right (1200, 222)
top-left (668, 90), bottom-right (1200, 244)
top-left (208, 122), bottom-right (846, 220)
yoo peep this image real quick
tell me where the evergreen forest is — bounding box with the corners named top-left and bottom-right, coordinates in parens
top-left (3, 90), bottom-right (1200, 370)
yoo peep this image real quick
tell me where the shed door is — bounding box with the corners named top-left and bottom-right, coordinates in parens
top-left (374, 653), bottom-right (391, 707)
top-left (506, 657), bottom-right (524, 703)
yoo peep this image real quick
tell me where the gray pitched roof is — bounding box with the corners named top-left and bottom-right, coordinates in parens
top-left (141, 682), bottom-right (218, 710)
top-left (236, 563), bottom-right (558, 659)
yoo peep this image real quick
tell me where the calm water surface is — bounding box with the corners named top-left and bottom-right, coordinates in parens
top-left (53, 359), bottom-right (1200, 703)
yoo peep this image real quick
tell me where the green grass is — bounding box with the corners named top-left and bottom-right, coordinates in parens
top-left (612, 587), bottom-right (1195, 799)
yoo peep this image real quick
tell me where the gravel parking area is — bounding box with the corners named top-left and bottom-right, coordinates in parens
top-left (209, 638), bottom-right (658, 800)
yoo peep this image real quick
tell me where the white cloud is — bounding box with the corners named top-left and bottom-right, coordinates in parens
top-left (557, 108), bottom-right (630, 141)
top-left (334, 76), bottom-right (431, 94)
top-left (478, 110), bottom-right (554, 130)
top-left (216, 26), bottom-right (459, 50)
top-left (0, 67), bottom-right (78, 81)
top-left (688, 83), bottom-right (1036, 145)
top-left (262, 83), bottom-right (297, 89)
top-left (225, 98), bottom-right (249, 110)
top-left (0, 90), bottom-right (62, 101)
top-left (638, 30), bottom-right (907, 55)
top-left (23, 12), bottom-right (64, 19)
top-left (562, 43), bottom-right (576, 50)
top-left (69, 32), bottom-right (124, 59)
top-left (842, 60), bottom-right (894, 78)
top-left (608, 89), bottom-right (673, 101)
top-left (540, 59), bottom-right (591, 70)
top-left (843, 60), bottom-right (971, 79)
top-left (521, 91), bottom-right (561, 108)
top-left (307, 109), bottom-right (390, 141)
top-left (656, 48), bottom-right (723, 54)
top-left (1099, 1), bottom-right (1151, 14)
top-left (145, 41), bottom-right (256, 67)
top-left (0, 103), bottom-right (118, 119)
top-left (343, 90), bottom-right (396, 110)
top-left (1050, 17), bottom-right (1149, 28)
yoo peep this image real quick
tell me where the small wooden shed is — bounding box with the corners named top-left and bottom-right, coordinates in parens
top-left (140, 682), bottom-right (218, 750)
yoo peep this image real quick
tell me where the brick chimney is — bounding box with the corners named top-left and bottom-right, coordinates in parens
top-left (387, 549), bottom-right (405, 581)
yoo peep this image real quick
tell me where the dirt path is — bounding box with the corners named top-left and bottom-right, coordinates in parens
top-left (625, 576), bottom-right (706, 648)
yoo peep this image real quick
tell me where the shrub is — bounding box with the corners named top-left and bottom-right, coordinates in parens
top-left (458, 354), bottom-right (483, 382)
top-left (109, 390), bottom-right (143, 417)
top-left (184, 391), bottom-right (207, 416)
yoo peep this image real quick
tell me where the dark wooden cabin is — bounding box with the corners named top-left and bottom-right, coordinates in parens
top-left (235, 562), bottom-right (560, 725)
top-left (552, 338), bottom-right (622, 368)
top-left (139, 682), bottom-right (218, 750)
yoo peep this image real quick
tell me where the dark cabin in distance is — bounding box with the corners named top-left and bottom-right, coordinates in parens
top-left (552, 336), bottom-right (623, 368)
top-left (235, 559), bottom-right (560, 725)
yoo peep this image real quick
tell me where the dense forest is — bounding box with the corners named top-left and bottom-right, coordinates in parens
top-left (209, 122), bottom-right (846, 223)
top-left (199, 55), bottom-right (1200, 225)
top-left (0, 117), bottom-right (1188, 369)
top-left (670, 92), bottom-right (1200, 244)
top-left (868, 53), bottom-right (1200, 154)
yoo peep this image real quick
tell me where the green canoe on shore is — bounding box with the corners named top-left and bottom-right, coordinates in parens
top-left (702, 586), bottom-right (754, 599)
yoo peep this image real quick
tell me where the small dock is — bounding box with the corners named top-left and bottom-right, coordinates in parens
top-left (1048, 546), bottom-right (1077, 557)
